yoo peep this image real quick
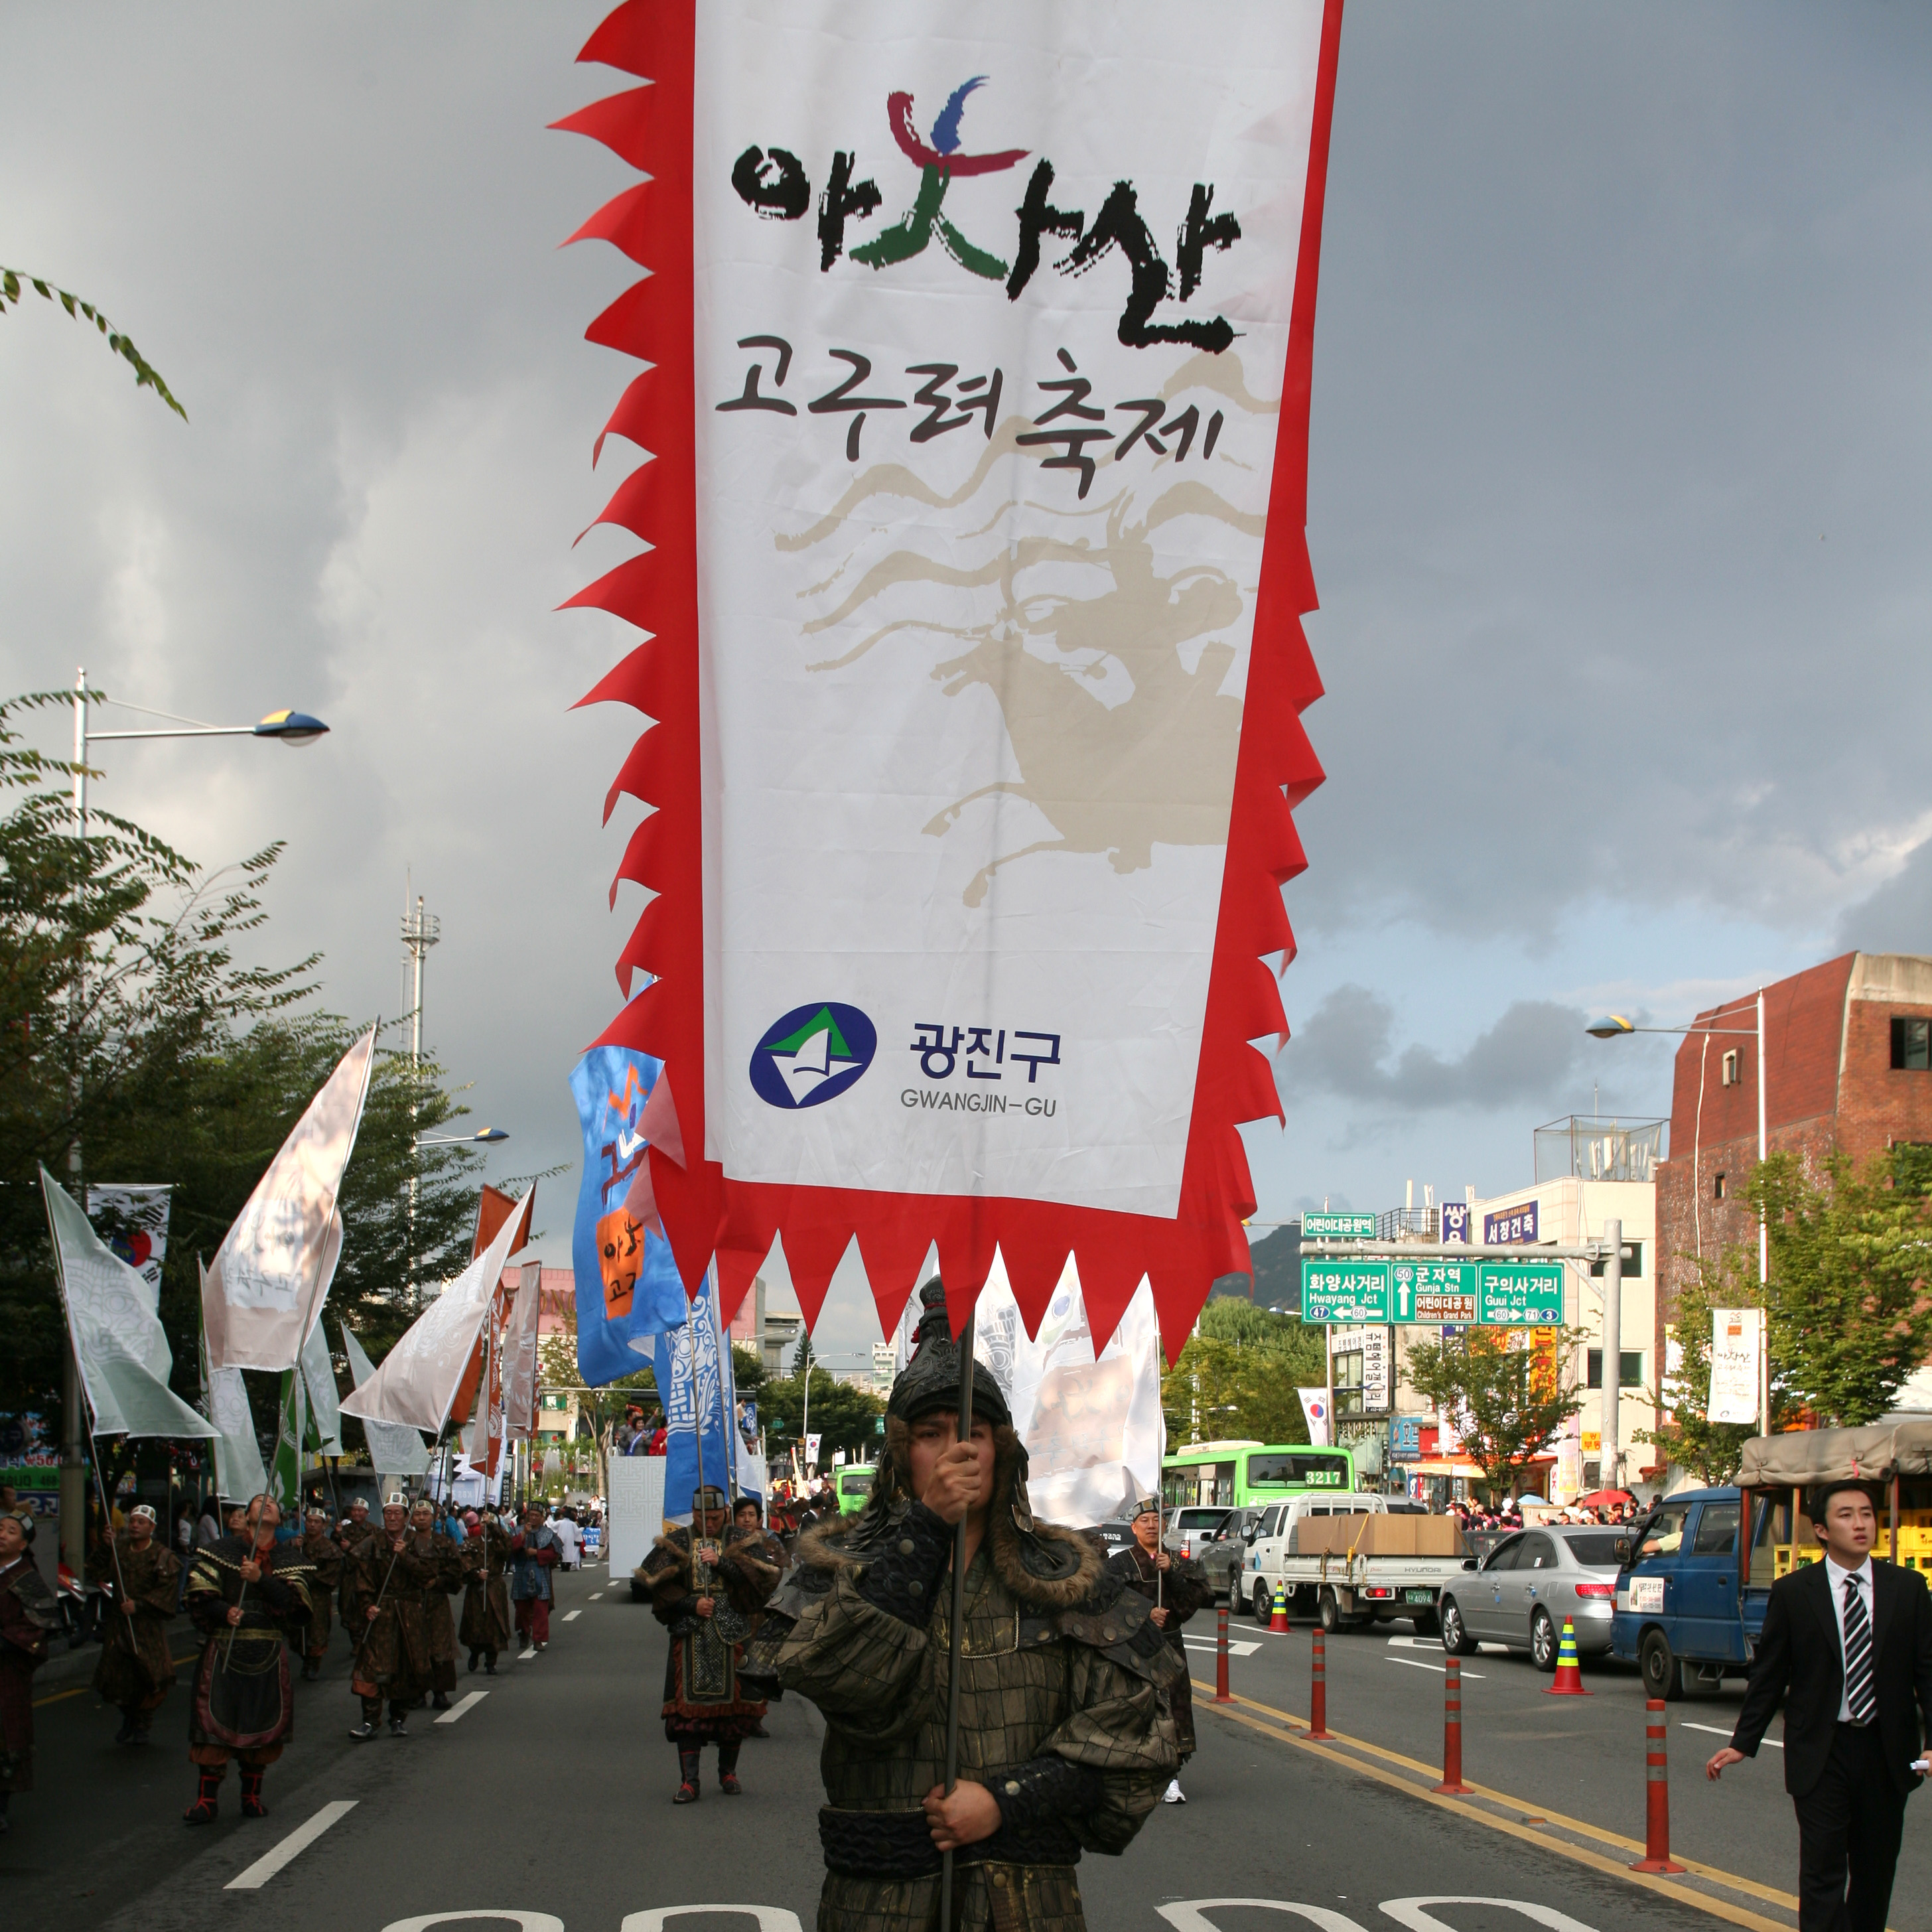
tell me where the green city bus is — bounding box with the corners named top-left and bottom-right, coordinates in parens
top-left (1160, 1440), bottom-right (1355, 1511)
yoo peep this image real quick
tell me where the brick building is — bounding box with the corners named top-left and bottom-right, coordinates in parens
top-left (1653, 953), bottom-right (1932, 1369)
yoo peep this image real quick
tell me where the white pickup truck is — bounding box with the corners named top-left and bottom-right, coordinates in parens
top-left (1238, 1493), bottom-right (1470, 1634)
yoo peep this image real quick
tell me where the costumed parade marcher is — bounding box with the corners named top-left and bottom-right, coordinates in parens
top-left (299, 1506), bottom-right (344, 1680)
top-left (734, 1493), bottom-right (788, 1738)
top-left (182, 1496), bottom-right (315, 1824)
top-left (459, 1507), bottom-right (514, 1674)
top-left (0, 1511), bottom-right (58, 1836)
top-left (347, 1493), bottom-right (438, 1739)
top-left (638, 1484), bottom-right (783, 1801)
top-left (746, 1280), bottom-right (1179, 1931)
top-left (409, 1497), bottom-right (464, 1710)
top-left (510, 1501), bottom-right (561, 1653)
top-left (1106, 1496), bottom-right (1211, 1805)
top-left (336, 1495), bottom-right (374, 1632)
top-left (94, 1503), bottom-right (182, 1745)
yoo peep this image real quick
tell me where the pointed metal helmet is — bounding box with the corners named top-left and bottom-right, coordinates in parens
top-left (886, 1278), bottom-right (1011, 1427)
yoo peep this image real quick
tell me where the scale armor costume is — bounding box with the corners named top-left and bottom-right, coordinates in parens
top-left (743, 1280), bottom-right (1180, 1931)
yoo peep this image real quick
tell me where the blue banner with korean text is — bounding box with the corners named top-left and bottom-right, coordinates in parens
top-left (569, 1043), bottom-right (693, 1386)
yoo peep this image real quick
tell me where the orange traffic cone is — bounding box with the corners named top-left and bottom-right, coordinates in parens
top-left (1545, 1616), bottom-right (1592, 1696)
top-left (1269, 1581), bottom-right (1290, 1633)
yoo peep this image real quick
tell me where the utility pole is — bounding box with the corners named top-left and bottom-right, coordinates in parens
top-left (401, 889), bottom-right (440, 1307)
top-left (1757, 988), bottom-right (1771, 1432)
top-left (1600, 1217), bottom-right (1622, 1491)
top-left (60, 669), bottom-right (90, 1581)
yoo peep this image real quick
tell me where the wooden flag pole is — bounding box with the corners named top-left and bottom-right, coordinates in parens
top-left (939, 1308), bottom-right (975, 1931)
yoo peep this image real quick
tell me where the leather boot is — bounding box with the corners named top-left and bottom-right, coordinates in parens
top-left (673, 1747), bottom-right (701, 1803)
top-left (114, 1708), bottom-right (139, 1744)
top-left (240, 1765), bottom-right (268, 1819)
top-left (718, 1740), bottom-right (742, 1795)
top-left (183, 1765), bottom-right (224, 1825)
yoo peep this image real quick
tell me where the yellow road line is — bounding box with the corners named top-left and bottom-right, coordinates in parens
top-left (1193, 1681), bottom-right (1797, 1932)
top-left (34, 1651), bottom-right (201, 1709)
top-left (1197, 1681), bottom-right (1801, 1914)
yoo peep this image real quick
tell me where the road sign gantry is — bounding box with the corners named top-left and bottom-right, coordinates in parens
top-left (1298, 1239), bottom-right (1608, 1326)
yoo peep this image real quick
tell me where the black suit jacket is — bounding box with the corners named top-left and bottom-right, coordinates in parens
top-left (1730, 1556), bottom-right (1932, 1797)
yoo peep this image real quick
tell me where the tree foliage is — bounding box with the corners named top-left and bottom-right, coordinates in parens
top-left (761, 1355), bottom-right (885, 1470)
top-left (1, 268), bottom-right (185, 417)
top-left (1160, 1297), bottom-right (1328, 1448)
top-left (1404, 1326), bottom-right (1586, 1503)
top-left (1751, 1148), bottom-right (1932, 1427)
top-left (0, 691), bottom-right (483, 1452)
top-left (1637, 1247), bottom-right (1763, 1487)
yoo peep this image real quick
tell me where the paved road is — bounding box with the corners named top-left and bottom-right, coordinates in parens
top-left (0, 1564), bottom-right (1890, 1932)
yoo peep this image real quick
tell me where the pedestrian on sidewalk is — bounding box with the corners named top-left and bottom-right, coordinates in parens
top-left (181, 1496), bottom-right (316, 1825)
top-left (0, 1512), bottom-right (58, 1836)
top-left (510, 1501), bottom-right (561, 1653)
top-left (298, 1507), bottom-right (342, 1680)
top-left (638, 1484), bottom-right (780, 1801)
top-left (1108, 1495), bottom-right (1211, 1805)
top-left (459, 1508), bottom-right (514, 1674)
top-left (94, 1503), bottom-right (180, 1744)
top-left (1708, 1479), bottom-right (1932, 1932)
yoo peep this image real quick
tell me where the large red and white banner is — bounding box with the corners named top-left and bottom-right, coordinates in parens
top-left (561, 1), bottom-right (1338, 1356)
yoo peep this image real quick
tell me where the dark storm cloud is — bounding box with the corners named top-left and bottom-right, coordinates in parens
top-left (1280, 986), bottom-right (1593, 1113)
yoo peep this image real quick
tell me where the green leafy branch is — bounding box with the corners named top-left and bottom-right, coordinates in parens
top-left (1, 267), bottom-right (186, 420)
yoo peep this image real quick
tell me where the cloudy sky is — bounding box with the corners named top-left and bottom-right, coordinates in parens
top-left (5, 5), bottom-right (1928, 1360)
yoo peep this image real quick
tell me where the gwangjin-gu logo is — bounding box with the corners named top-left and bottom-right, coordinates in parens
top-left (749, 1003), bottom-right (877, 1109)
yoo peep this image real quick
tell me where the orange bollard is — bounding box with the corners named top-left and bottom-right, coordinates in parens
top-left (1308, 1623), bottom-right (1333, 1740)
top-left (1214, 1601), bottom-right (1233, 1704)
top-left (1432, 1653), bottom-right (1473, 1793)
top-left (1631, 1697), bottom-right (1687, 1873)
top-left (1269, 1580), bottom-right (1290, 1633)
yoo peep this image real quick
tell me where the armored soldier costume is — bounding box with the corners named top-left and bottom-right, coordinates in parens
top-left (638, 1485), bottom-right (782, 1801)
top-left (94, 1507), bottom-right (183, 1744)
top-left (182, 1506), bottom-right (314, 1823)
top-left (748, 1280), bottom-right (1178, 1931)
top-left (346, 1495), bottom-right (441, 1738)
top-left (1106, 1495), bottom-right (1211, 1803)
top-left (299, 1509), bottom-right (344, 1679)
top-left (0, 1520), bottom-right (58, 1832)
top-left (408, 1501), bottom-right (464, 1708)
top-left (460, 1513), bottom-right (515, 1672)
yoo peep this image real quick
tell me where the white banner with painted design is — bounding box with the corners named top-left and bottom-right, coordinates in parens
top-left (86, 1184), bottom-right (171, 1308)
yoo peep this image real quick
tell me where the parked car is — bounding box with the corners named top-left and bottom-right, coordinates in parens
top-left (1164, 1506), bottom-right (1231, 1563)
top-left (1438, 1522), bottom-right (1623, 1669)
top-left (1091, 1519), bottom-right (1137, 1560)
top-left (1195, 1505), bottom-right (1265, 1599)
top-left (1610, 1484), bottom-right (1765, 1698)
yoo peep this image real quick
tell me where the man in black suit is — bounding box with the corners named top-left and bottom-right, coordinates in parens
top-left (1707, 1479), bottom-right (1932, 1932)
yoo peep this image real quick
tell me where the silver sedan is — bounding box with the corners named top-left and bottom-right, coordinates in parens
top-left (1437, 1524), bottom-right (1623, 1670)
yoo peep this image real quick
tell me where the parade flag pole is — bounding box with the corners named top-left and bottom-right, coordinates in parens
top-left (939, 1306), bottom-right (975, 1930)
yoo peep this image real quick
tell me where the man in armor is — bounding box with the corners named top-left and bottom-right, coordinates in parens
top-left (747, 1279), bottom-right (1178, 1930)
top-left (347, 1493), bottom-right (437, 1739)
top-left (1106, 1495), bottom-right (1211, 1805)
top-left (182, 1495), bottom-right (314, 1824)
top-left (460, 1506), bottom-right (514, 1674)
top-left (0, 1511), bottom-right (58, 1836)
top-left (94, 1502), bottom-right (182, 1745)
top-left (638, 1484), bottom-right (782, 1802)
top-left (510, 1502), bottom-right (561, 1653)
top-left (298, 1505), bottom-right (344, 1680)
top-left (409, 1497), bottom-right (464, 1710)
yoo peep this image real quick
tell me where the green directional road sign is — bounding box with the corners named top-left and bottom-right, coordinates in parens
top-left (1479, 1261), bottom-right (1564, 1325)
top-left (1390, 1258), bottom-right (1478, 1324)
top-left (1301, 1211), bottom-right (1378, 1239)
top-left (1301, 1259), bottom-right (1390, 1322)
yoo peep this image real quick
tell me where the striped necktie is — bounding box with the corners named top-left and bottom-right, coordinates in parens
top-left (1842, 1574), bottom-right (1876, 1724)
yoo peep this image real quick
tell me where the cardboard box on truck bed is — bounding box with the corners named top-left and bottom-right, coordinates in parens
top-left (1288, 1514), bottom-right (1468, 1558)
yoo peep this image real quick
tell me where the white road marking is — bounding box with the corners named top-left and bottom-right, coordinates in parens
top-left (518, 1647), bottom-right (538, 1661)
top-left (1156, 1902), bottom-right (1367, 1931)
top-left (1682, 1720), bottom-right (1779, 1748)
top-left (621, 1912), bottom-right (806, 1931)
top-left (382, 1915), bottom-right (565, 1932)
top-left (588, 1590), bottom-right (604, 1600)
top-left (1183, 1635), bottom-right (1262, 1657)
top-left (1382, 1898), bottom-right (1601, 1932)
top-left (224, 1799), bottom-right (357, 1890)
top-left (1387, 1657), bottom-right (1484, 1679)
top-left (563, 1609), bottom-right (583, 1622)
top-left (435, 1690), bottom-right (487, 1724)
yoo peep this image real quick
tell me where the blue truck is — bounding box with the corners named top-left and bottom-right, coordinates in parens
top-left (1610, 1485), bottom-right (1774, 1698)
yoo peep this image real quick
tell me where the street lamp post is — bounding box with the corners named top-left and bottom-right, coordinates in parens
top-left (1586, 997), bottom-right (1771, 1432)
top-left (60, 671), bottom-right (330, 1581)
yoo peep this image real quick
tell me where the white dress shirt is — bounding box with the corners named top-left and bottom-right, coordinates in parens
top-left (1824, 1552), bottom-right (1875, 1722)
